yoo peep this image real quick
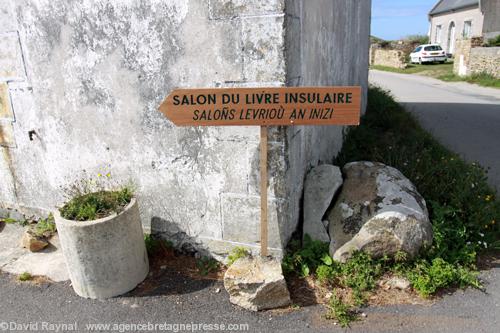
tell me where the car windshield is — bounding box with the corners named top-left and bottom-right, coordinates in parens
top-left (424, 45), bottom-right (442, 51)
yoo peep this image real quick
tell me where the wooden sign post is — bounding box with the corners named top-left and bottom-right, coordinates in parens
top-left (159, 87), bottom-right (361, 257)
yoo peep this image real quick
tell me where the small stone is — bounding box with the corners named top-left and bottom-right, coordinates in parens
top-left (20, 229), bottom-right (48, 252)
top-left (224, 256), bottom-right (291, 311)
top-left (361, 313), bottom-right (367, 318)
top-left (215, 288), bottom-right (221, 293)
top-left (386, 276), bottom-right (411, 290)
top-left (303, 165), bottom-right (343, 243)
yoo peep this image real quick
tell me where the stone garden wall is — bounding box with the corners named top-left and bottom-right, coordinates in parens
top-left (454, 37), bottom-right (500, 78)
top-left (369, 46), bottom-right (407, 69)
top-left (469, 47), bottom-right (500, 78)
top-left (0, 0), bottom-right (370, 259)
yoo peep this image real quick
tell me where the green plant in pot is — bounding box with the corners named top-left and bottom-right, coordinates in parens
top-left (54, 175), bottom-right (149, 299)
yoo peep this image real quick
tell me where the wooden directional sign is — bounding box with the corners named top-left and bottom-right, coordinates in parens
top-left (159, 86), bottom-right (361, 127)
top-left (158, 86), bottom-right (361, 257)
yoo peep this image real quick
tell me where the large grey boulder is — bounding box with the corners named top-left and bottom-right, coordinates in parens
top-left (327, 162), bottom-right (432, 262)
top-left (224, 256), bottom-right (291, 311)
top-left (303, 165), bottom-right (343, 243)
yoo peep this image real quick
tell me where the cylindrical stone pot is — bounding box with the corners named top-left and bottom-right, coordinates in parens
top-left (54, 198), bottom-right (149, 299)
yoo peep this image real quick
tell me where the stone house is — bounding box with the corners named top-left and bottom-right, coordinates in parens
top-left (429, 0), bottom-right (500, 55)
top-left (0, 0), bottom-right (371, 259)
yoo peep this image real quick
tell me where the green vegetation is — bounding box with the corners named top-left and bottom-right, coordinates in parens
top-left (485, 35), bottom-right (500, 47)
top-left (283, 87), bottom-right (500, 326)
top-left (144, 234), bottom-right (173, 256)
top-left (371, 63), bottom-right (500, 88)
top-left (438, 72), bottom-right (500, 88)
top-left (0, 215), bottom-right (29, 226)
top-left (325, 291), bottom-right (358, 328)
top-left (404, 34), bottom-right (429, 45)
top-left (371, 63), bottom-right (453, 75)
top-left (227, 246), bottom-right (251, 266)
top-left (32, 214), bottom-right (56, 237)
top-left (59, 187), bottom-right (133, 221)
top-left (196, 257), bottom-right (219, 276)
top-left (18, 272), bottom-right (33, 282)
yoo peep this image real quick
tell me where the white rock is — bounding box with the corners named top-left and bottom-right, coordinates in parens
top-left (303, 165), bottom-right (343, 243)
top-left (328, 162), bottom-right (432, 262)
top-left (223, 256), bottom-right (291, 311)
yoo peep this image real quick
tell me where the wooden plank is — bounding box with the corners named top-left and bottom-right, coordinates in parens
top-left (159, 86), bottom-right (361, 127)
top-left (260, 126), bottom-right (268, 257)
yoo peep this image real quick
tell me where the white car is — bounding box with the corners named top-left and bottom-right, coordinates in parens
top-left (410, 44), bottom-right (447, 64)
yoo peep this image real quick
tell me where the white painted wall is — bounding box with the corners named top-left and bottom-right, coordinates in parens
top-left (429, 7), bottom-right (484, 54)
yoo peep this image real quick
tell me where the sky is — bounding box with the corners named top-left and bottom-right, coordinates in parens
top-left (371, 0), bottom-right (438, 40)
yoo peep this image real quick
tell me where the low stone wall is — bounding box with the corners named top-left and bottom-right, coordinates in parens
top-left (370, 47), bottom-right (407, 69)
top-left (469, 47), bottom-right (500, 78)
top-left (454, 36), bottom-right (500, 78)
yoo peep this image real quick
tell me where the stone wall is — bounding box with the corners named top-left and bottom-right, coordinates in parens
top-left (0, 0), bottom-right (370, 259)
top-left (369, 47), bottom-right (407, 69)
top-left (454, 37), bottom-right (500, 78)
top-left (469, 47), bottom-right (500, 78)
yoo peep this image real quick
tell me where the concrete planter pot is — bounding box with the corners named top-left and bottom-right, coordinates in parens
top-left (54, 198), bottom-right (149, 299)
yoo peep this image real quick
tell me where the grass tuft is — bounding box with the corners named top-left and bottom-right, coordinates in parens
top-left (59, 187), bottom-right (133, 221)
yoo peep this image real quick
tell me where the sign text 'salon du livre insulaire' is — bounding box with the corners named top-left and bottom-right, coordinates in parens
top-left (159, 87), bottom-right (361, 126)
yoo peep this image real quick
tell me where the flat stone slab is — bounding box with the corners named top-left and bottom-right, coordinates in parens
top-left (0, 223), bottom-right (69, 282)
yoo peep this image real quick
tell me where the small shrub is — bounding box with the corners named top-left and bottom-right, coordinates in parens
top-left (406, 258), bottom-right (480, 298)
top-left (18, 272), bottom-right (32, 282)
top-left (60, 187), bottom-right (133, 221)
top-left (405, 34), bottom-right (429, 45)
top-left (144, 234), bottom-right (173, 256)
top-left (227, 246), bottom-right (250, 266)
top-left (325, 291), bottom-right (357, 327)
top-left (196, 257), bottom-right (219, 276)
top-left (339, 252), bottom-right (384, 305)
top-left (282, 234), bottom-right (330, 277)
top-left (34, 214), bottom-right (56, 237)
top-left (486, 35), bottom-right (500, 47)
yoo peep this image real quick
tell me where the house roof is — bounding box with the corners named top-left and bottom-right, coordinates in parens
top-left (429, 0), bottom-right (479, 16)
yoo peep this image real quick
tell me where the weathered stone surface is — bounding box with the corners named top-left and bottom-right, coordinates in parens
top-left (54, 198), bottom-right (149, 299)
top-left (209, 0), bottom-right (284, 19)
top-left (381, 276), bottom-right (411, 290)
top-left (0, 32), bottom-right (24, 80)
top-left (224, 256), bottom-right (291, 311)
top-left (1, 222), bottom-right (69, 281)
top-left (20, 229), bottom-right (49, 252)
top-left (328, 162), bottom-right (432, 262)
top-left (303, 164), bottom-right (342, 242)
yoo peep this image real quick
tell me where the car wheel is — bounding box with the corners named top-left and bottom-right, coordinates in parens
top-left (439, 61), bottom-right (445, 64)
top-left (418, 58), bottom-right (422, 65)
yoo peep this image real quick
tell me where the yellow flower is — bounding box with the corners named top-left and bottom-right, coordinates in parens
top-left (485, 195), bottom-right (492, 202)
top-left (492, 220), bottom-right (496, 225)
top-left (97, 173), bottom-right (102, 177)
top-left (106, 172), bottom-right (111, 178)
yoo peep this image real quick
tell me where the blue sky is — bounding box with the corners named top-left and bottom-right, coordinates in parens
top-left (371, 0), bottom-right (438, 40)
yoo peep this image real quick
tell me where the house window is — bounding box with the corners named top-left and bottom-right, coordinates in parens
top-left (463, 21), bottom-right (472, 38)
top-left (435, 25), bottom-right (442, 43)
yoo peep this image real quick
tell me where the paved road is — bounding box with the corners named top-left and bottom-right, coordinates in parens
top-left (0, 263), bottom-right (499, 333)
top-left (369, 70), bottom-right (500, 192)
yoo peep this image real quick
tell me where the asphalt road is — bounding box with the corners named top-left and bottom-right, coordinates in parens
top-left (369, 70), bottom-right (500, 192)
